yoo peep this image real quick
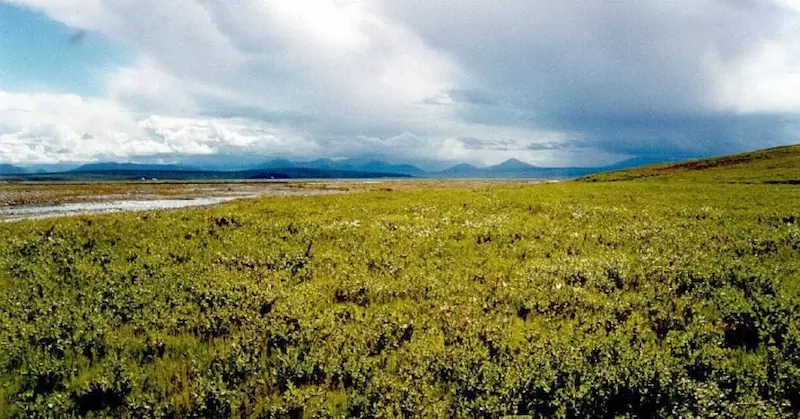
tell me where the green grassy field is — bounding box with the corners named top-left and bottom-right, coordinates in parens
top-left (582, 144), bottom-right (800, 184)
top-left (1, 147), bottom-right (799, 417)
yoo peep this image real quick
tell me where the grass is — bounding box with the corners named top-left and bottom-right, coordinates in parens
top-left (0, 180), bottom-right (526, 208)
top-left (582, 144), bottom-right (800, 184)
top-left (0, 147), bottom-right (799, 417)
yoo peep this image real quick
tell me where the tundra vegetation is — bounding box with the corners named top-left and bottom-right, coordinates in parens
top-left (0, 146), bottom-right (799, 417)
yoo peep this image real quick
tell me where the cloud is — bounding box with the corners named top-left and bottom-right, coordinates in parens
top-left (0, 89), bottom-right (619, 167)
top-left (0, 91), bottom-right (319, 163)
top-left (0, 91), bottom-right (161, 163)
top-left (2, 0), bottom-right (800, 166)
top-left (381, 0), bottom-right (800, 155)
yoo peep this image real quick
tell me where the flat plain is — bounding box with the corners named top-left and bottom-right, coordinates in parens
top-left (0, 147), bottom-right (798, 417)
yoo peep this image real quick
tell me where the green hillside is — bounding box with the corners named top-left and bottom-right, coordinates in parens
top-left (583, 144), bottom-right (800, 184)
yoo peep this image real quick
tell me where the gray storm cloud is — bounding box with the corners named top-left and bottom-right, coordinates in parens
top-left (382, 0), bottom-right (800, 157)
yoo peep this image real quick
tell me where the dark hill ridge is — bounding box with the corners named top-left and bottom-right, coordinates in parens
top-left (581, 144), bottom-right (800, 184)
top-left (430, 159), bottom-right (599, 179)
top-left (0, 164), bottom-right (28, 175)
top-left (488, 158), bottom-right (536, 172)
top-left (256, 158), bottom-right (425, 176)
top-left (439, 163), bottom-right (480, 174)
top-left (601, 155), bottom-right (686, 171)
top-left (255, 159), bottom-right (298, 170)
top-left (73, 162), bottom-right (199, 172)
top-left (254, 157), bottom-right (602, 178)
top-left (360, 161), bottom-right (425, 176)
top-left (1, 168), bottom-right (411, 182)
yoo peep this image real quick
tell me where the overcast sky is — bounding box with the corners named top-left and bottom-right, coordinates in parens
top-left (1, 0), bottom-right (800, 168)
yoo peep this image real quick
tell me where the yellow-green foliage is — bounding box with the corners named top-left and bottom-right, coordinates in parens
top-left (0, 181), bottom-right (799, 417)
top-left (583, 144), bottom-right (800, 184)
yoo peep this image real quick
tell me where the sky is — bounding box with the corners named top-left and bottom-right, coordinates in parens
top-left (1, 0), bottom-right (800, 169)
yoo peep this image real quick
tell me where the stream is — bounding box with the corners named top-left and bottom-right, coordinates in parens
top-left (0, 196), bottom-right (249, 222)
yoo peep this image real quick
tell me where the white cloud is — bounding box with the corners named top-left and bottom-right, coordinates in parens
top-left (718, 4), bottom-right (800, 114)
top-left (0, 92), bottom-right (159, 163)
top-left (0, 125), bottom-right (172, 164)
top-left (137, 116), bottom-right (317, 155)
top-left (0, 91), bottom-right (311, 163)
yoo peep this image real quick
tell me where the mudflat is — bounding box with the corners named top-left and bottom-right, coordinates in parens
top-left (0, 180), bottom-right (532, 221)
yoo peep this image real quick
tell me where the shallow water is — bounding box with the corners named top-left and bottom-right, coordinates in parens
top-left (0, 196), bottom-right (248, 222)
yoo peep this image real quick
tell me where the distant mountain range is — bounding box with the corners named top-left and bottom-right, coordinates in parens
top-left (3, 167), bottom-right (410, 182)
top-left (72, 162), bottom-right (199, 172)
top-left (255, 156), bottom-right (679, 178)
top-left (0, 164), bottom-right (28, 175)
top-left (428, 158), bottom-right (593, 178)
top-left (255, 158), bottom-right (426, 176)
top-left (426, 157), bottom-right (678, 178)
top-left (0, 155), bottom-right (686, 180)
top-left (437, 163), bottom-right (480, 175)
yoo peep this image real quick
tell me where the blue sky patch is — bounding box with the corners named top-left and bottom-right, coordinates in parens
top-left (0, 3), bottom-right (131, 97)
